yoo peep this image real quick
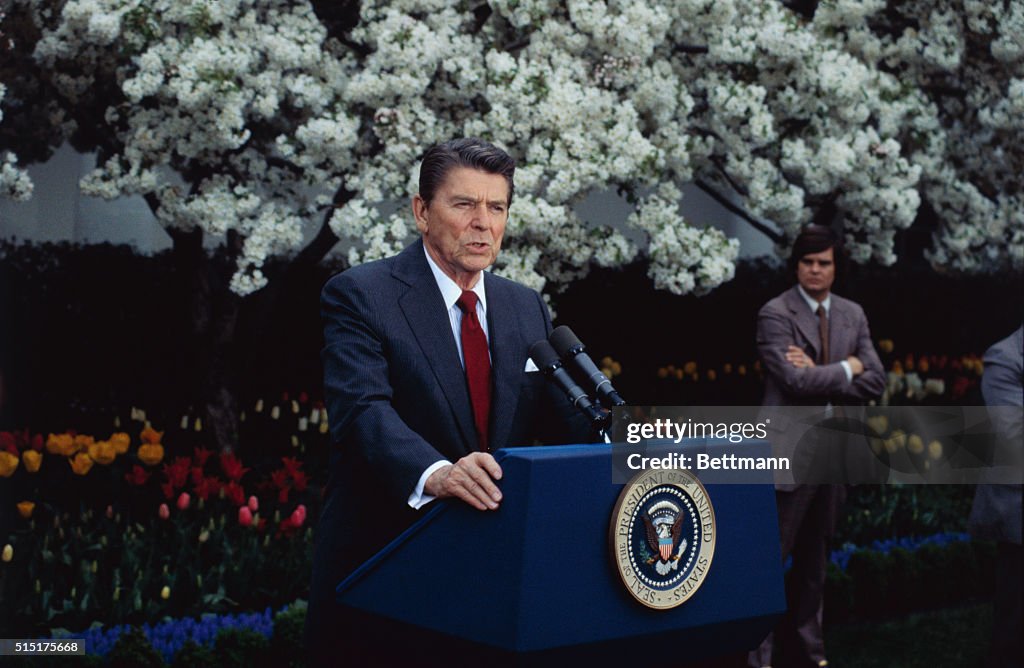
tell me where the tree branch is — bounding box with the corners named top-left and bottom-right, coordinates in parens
top-left (674, 44), bottom-right (709, 54)
top-left (695, 178), bottom-right (784, 244)
top-left (289, 184), bottom-right (353, 271)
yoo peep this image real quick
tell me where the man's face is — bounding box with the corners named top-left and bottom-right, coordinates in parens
top-left (413, 166), bottom-right (509, 289)
top-left (796, 246), bottom-right (835, 301)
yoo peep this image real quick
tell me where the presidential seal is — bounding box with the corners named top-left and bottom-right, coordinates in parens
top-left (609, 468), bottom-right (716, 609)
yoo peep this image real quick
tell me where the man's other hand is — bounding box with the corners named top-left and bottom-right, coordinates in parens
top-left (424, 452), bottom-right (503, 510)
top-left (785, 345), bottom-right (816, 369)
top-left (846, 355), bottom-right (864, 375)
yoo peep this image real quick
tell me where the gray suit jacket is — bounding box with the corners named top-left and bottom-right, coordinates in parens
top-left (757, 286), bottom-right (886, 490)
top-left (757, 286), bottom-right (885, 407)
top-left (969, 325), bottom-right (1023, 544)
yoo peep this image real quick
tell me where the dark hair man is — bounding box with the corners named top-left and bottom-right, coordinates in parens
top-left (305, 138), bottom-right (590, 665)
top-left (750, 224), bottom-right (885, 668)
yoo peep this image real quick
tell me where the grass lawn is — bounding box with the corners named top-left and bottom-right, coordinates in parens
top-left (825, 603), bottom-right (991, 668)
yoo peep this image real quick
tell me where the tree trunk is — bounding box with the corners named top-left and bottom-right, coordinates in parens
top-left (169, 226), bottom-right (241, 452)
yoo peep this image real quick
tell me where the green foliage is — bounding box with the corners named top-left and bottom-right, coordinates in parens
top-left (270, 602), bottom-right (308, 668)
top-left (825, 604), bottom-right (991, 668)
top-left (169, 640), bottom-right (217, 668)
top-left (108, 627), bottom-right (165, 668)
top-left (837, 485), bottom-right (973, 546)
top-left (213, 627), bottom-right (271, 668)
top-left (827, 539), bottom-right (994, 622)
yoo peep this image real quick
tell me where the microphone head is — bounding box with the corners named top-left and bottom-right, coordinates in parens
top-left (549, 325), bottom-right (583, 357)
top-left (529, 339), bottom-right (562, 371)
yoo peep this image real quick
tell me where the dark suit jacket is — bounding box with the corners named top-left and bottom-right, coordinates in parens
top-left (969, 325), bottom-right (1023, 545)
top-left (757, 286), bottom-right (885, 490)
top-left (309, 240), bottom-right (590, 626)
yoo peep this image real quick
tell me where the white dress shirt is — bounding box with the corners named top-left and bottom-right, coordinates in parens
top-left (797, 285), bottom-right (853, 383)
top-left (408, 244), bottom-right (491, 509)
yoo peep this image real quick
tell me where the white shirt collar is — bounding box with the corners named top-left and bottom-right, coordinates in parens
top-left (422, 241), bottom-right (487, 313)
top-left (797, 284), bottom-right (831, 315)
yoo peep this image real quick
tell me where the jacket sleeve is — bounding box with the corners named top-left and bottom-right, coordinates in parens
top-left (757, 304), bottom-right (848, 398)
top-left (320, 273), bottom-right (445, 505)
top-left (981, 328), bottom-right (1024, 444)
top-left (840, 304), bottom-right (885, 402)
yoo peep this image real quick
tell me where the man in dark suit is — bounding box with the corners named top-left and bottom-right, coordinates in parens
top-left (969, 325), bottom-right (1023, 668)
top-left (306, 138), bottom-right (590, 665)
top-left (749, 225), bottom-right (885, 668)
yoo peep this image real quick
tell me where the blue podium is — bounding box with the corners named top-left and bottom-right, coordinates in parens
top-left (337, 442), bottom-right (784, 662)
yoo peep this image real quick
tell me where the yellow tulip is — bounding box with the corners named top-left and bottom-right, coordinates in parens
top-left (866, 415), bottom-right (889, 436)
top-left (928, 440), bottom-right (943, 460)
top-left (140, 426), bottom-right (163, 445)
top-left (46, 433), bottom-right (76, 457)
top-left (70, 452), bottom-right (94, 476)
top-left (2, 544), bottom-right (12, 562)
top-left (22, 450), bottom-right (42, 473)
top-left (16, 501), bottom-right (34, 519)
top-left (73, 434), bottom-right (95, 452)
top-left (138, 443), bottom-right (165, 466)
top-left (160, 586), bottom-right (170, 600)
top-left (109, 432), bottom-right (131, 454)
top-left (907, 434), bottom-right (924, 455)
top-left (0, 452), bottom-right (19, 477)
top-left (88, 440), bottom-right (117, 466)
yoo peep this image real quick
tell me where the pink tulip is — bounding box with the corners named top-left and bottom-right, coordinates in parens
top-left (176, 492), bottom-right (191, 511)
top-left (238, 506), bottom-right (253, 527)
top-left (294, 504), bottom-right (307, 524)
top-left (290, 506), bottom-right (306, 528)
top-left (247, 495), bottom-right (259, 512)
top-left (158, 503), bottom-right (170, 520)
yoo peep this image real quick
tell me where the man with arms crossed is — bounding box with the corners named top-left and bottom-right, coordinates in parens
top-left (306, 138), bottom-right (589, 666)
top-left (750, 224), bottom-right (885, 668)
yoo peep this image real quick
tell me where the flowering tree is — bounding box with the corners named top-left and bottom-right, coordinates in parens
top-left (813, 0), bottom-right (1024, 272)
top-left (0, 6), bottom-right (32, 201)
top-left (1, 0), bottom-right (1021, 443)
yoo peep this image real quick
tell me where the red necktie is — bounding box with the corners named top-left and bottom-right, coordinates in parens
top-left (456, 290), bottom-right (491, 451)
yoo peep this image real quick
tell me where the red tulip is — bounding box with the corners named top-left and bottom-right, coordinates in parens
top-left (247, 496), bottom-right (259, 512)
top-left (238, 506), bottom-right (253, 527)
top-left (176, 492), bottom-right (191, 510)
top-left (125, 465), bottom-right (151, 486)
top-left (224, 481), bottom-right (245, 506)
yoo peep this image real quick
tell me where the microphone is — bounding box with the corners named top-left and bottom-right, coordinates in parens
top-left (549, 326), bottom-right (626, 407)
top-left (529, 339), bottom-right (606, 428)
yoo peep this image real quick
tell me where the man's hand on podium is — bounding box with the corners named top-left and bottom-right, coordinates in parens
top-left (424, 452), bottom-right (504, 511)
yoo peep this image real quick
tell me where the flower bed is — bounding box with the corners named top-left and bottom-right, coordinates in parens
top-left (0, 417), bottom-right (318, 637)
top-left (825, 532), bottom-right (994, 623)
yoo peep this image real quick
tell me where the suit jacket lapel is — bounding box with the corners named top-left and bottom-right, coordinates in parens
top-left (785, 286), bottom-right (823, 361)
top-left (393, 242), bottom-right (476, 454)
top-left (485, 276), bottom-right (523, 452)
